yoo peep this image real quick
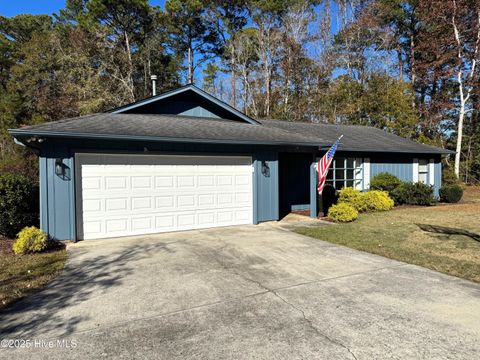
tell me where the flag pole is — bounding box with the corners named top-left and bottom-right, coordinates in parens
top-left (317, 134), bottom-right (343, 217)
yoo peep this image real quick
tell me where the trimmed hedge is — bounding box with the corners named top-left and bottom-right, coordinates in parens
top-left (370, 172), bottom-right (402, 194)
top-left (0, 173), bottom-right (39, 238)
top-left (390, 182), bottom-right (436, 205)
top-left (338, 187), bottom-right (362, 202)
top-left (338, 187), bottom-right (394, 212)
top-left (328, 203), bottom-right (358, 222)
top-left (360, 190), bottom-right (394, 212)
top-left (439, 184), bottom-right (463, 203)
top-left (13, 226), bottom-right (50, 255)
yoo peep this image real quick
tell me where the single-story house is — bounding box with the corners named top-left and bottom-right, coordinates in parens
top-left (9, 84), bottom-right (453, 241)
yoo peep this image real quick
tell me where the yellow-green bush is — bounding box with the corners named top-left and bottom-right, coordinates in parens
top-left (12, 226), bottom-right (50, 255)
top-left (338, 187), bottom-right (362, 203)
top-left (360, 190), bottom-right (394, 212)
top-left (328, 203), bottom-right (358, 222)
top-left (339, 188), bottom-right (394, 212)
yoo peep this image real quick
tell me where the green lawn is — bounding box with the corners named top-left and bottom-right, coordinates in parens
top-left (0, 240), bottom-right (67, 310)
top-left (295, 187), bottom-right (480, 283)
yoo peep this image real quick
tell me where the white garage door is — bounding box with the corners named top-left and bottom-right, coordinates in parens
top-left (78, 154), bottom-right (253, 240)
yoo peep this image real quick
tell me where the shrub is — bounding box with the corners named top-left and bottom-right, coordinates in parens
top-left (360, 191), bottom-right (394, 212)
top-left (390, 182), bottom-right (436, 205)
top-left (338, 187), bottom-right (362, 203)
top-left (339, 187), bottom-right (394, 212)
top-left (13, 226), bottom-right (50, 255)
top-left (328, 203), bottom-right (358, 222)
top-left (0, 173), bottom-right (39, 238)
top-left (439, 184), bottom-right (463, 203)
top-left (442, 167), bottom-right (460, 186)
top-left (370, 172), bottom-right (402, 194)
top-left (338, 187), bottom-right (367, 212)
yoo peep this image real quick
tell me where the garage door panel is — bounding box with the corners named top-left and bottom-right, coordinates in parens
top-left (79, 154), bottom-right (253, 240)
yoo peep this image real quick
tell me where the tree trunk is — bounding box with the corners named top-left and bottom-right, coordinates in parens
top-left (397, 44), bottom-right (404, 80)
top-left (124, 31), bottom-right (135, 102)
top-left (230, 44), bottom-right (236, 108)
top-left (455, 98), bottom-right (465, 177)
top-left (187, 46), bottom-right (193, 84)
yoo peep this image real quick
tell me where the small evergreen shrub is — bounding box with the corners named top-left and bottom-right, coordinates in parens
top-left (338, 187), bottom-right (362, 203)
top-left (439, 184), bottom-right (463, 203)
top-left (328, 203), bottom-right (358, 222)
top-left (360, 191), bottom-right (394, 212)
top-left (0, 173), bottom-right (39, 238)
top-left (390, 182), bottom-right (436, 205)
top-left (370, 172), bottom-right (402, 194)
top-left (338, 187), bottom-right (394, 212)
top-left (442, 167), bottom-right (460, 186)
top-left (13, 226), bottom-right (50, 255)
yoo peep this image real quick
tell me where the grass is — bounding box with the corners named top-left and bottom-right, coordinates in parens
top-left (295, 186), bottom-right (480, 283)
top-left (0, 238), bottom-right (67, 310)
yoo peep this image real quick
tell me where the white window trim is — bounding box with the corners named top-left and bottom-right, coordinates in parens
top-left (413, 158), bottom-right (419, 183)
top-left (363, 158), bottom-right (370, 190)
top-left (355, 157), bottom-right (363, 190)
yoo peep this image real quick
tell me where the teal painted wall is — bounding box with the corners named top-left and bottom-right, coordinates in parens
top-left (369, 155), bottom-right (442, 197)
top-left (122, 91), bottom-right (245, 122)
top-left (39, 139), bottom-right (288, 240)
top-left (434, 160), bottom-right (442, 197)
top-left (254, 152), bottom-right (279, 222)
top-left (39, 143), bottom-right (76, 240)
top-left (38, 140), bottom-right (443, 240)
top-left (370, 159), bottom-right (413, 182)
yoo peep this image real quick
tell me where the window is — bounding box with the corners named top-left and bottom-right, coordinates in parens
top-left (326, 157), bottom-right (363, 190)
top-left (418, 159), bottom-right (428, 184)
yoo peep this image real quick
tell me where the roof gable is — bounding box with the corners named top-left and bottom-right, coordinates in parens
top-left (111, 85), bottom-right (260, 125)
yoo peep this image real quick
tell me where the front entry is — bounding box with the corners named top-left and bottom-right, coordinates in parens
top-left (279, 153), bottom-right (312, 218)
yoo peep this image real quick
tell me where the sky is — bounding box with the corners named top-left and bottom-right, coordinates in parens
top-left (0, 0), bottom-right (166, 17)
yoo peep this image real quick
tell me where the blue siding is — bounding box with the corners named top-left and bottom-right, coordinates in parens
top-left (371, 159), bottom-right (413, 182)
top-left (179, 105), bottom-right (219, 118)
top-left (310, 161), bottom-right (317, 218)
top-left (39, 156), bottom-right (48, 231)
top-left (369, 155), bottom-right (442, 197)
top-left (254, 152), bottom-right (279, 222)
top-left (39, 139), bottom-right (287, 240)
top-left (434, 160), bottom-right (442, 197)
top-left (122, 91), bottom-right (248, 122)
top-left (40, 143), bottom-right (75, 240)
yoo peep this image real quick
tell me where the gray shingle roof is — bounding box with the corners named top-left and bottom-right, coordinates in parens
top-left (9, 113), bottom-right (453, 155)
top-left (9, 113), bottom-right (326, 147)
top-left (260, 119), bottom-right (453, 154)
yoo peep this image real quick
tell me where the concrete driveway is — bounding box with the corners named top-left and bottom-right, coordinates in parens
top-left (1, 223), bottom-right (479, 359)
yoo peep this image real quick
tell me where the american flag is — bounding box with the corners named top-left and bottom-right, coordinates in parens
top-left (317, 135), bottom-right (343, 194)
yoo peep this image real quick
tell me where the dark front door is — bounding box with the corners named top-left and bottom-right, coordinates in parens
top-left (279, 153), bottom-right (312, 218)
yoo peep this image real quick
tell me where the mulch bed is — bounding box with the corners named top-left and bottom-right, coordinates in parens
top-left (0, 237), bottom-right (14, 256)
top-left (1, 236), bottom-right (67, 256)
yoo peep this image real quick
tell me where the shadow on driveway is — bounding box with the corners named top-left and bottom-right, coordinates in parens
top-left (0, 240), bottom-right (175, 337)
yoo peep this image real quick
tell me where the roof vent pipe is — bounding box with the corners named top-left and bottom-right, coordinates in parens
top-left (151, 75), bottom-right (157, 96)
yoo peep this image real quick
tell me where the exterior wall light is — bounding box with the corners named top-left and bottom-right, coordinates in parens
top-left (261, 161), bottom-right (270, 177)
top-left (55, 159), bottom-right (64, 177)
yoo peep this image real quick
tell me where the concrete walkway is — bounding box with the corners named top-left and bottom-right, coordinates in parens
top-left (1, 223), bottom-right (479, 359)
